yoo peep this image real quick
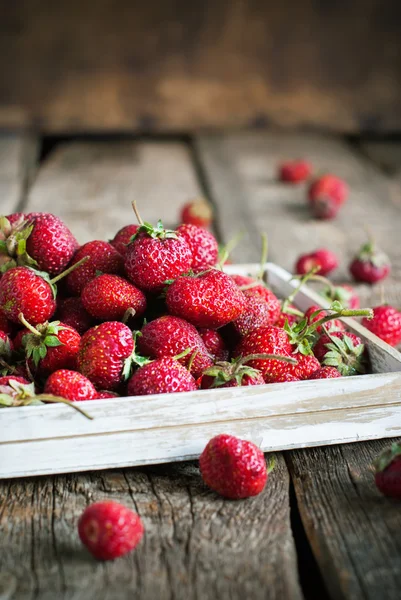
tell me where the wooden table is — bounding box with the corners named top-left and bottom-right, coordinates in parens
top-left (0, 131), bottom-right (401, 600)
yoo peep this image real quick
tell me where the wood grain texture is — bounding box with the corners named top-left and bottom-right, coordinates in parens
top-left (0, 132), bottom-right (39, 215)
top-left (359, 140), bottom-right (401, 177)
top-left (287, 439), bottom-right (401, 600)
top-left (0, 0), bottom-right (401, 132)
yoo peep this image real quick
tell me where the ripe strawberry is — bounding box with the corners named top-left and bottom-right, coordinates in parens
top-left (44, 369), bottom-right (97, 401)
top-left (94, 390), bottom-right (120, 399)
top-left (180, 199), bottom-right (213, 228)
top-left (176, 224), bottom-right (218, 269)
top-left (374, 442), bottom-right (401, 498)
top-left (320, 283), bottom-right (360, 310)
top-left (77, 322), bottom-right (136, 390)
top-left (56, 297), bottom-right (95, 335)
top-left (199, 434), bottom-right (270, 499)
top-left (275, 308), bottom-right (300, 329)
top-left (138, 316), bottom-right (213, 378)
top-left (125, 218), bottom-right (192, 293)
top-left (127, 357), bottom-right (197, 395)
top-left (230, 274), bottom-right (278, 306)
top-left (313, 330), bottom-right (367, 376)
top-left (66, 241), bottom-right (124, 296)
top-left (295, 249), bottom-right (338, 276)
top-left (199, 356), bottom-right (265, 389)
top-left (274, 373), bottom-right (300, 382)
top-left (278, 159), bottom-right (312, 184)
top-left (308, 366), bottom-right (341, 379)
top-left (166, 269), bottom-right (246, 329)
top-left (78, 501), bottom-right (144, 560)
top-left (229, 290), bottom-right (281, 340)
top-left (0, 267), bottom-right (56, 324)
top-left (290, 353), bottom-right (321, 380)
top-left (308, 174), bottom-right (348, 219)
top-left (199, 329), bottom-right (229, 362)
top-left (110, 224), bottom-right (139, 256)
top-left (304, 305), bottom-right (345, 334)
top-left (362, 305), bottom-right (401, 347)
top-left (81, 274), bottom-right (146, 322)
top-left (349, 240), bottom-right (391, 284)
top-left (0, 375), bottom-right (30, 386)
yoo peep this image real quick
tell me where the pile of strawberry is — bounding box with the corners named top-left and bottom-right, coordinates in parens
top-left (0, 204), bottom-right (391, 413)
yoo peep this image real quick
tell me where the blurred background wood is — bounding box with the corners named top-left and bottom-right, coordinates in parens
top-left (1, 0), bottom-right (400, 133)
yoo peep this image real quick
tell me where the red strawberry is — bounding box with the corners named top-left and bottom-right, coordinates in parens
top-left (308, 174), bottom-right (348, 219)
top-left (176, 224), bottom-right (218, 269)
top-left (77, 322), bottom-right (136, 390)
top-left (110, 224), bottom-right (139, 256)
top-left (230, 289), bottom-right (281, 338)
top-left (138, 316), bottom-right (213, 378)
top-left (81, 274), bottom-right (146, 322)
top-left (273, 373), bottom-right (300, 383)
top-left (199, 356), bottom-right (265, 389)
top-left (313, 330), bottom-right (367, 376)
top-left (0, 267), bottom-right (56, 324)
top-left (320, 283), bottom-right (360, 310)
top-left (198, 329), bottom-right (229, 362)
top-left (56, 297), bottom-right (95, 335)
top-left (349, 240), bottom-right (391, 284)
top-left (127, 357), bottom-right (197, 395)
top-left (78, 501), bottom-right (144, 560)
top-left (66, 241), bottom-right (124, 296)
top-left (275, 308), bottom-right (300, 329)
top-left (308, 366), bottom-right (341, 379)
top-left (230, 274), bottom-right (278, 306)
top-left (125, 217), bottom-right (192, 293)
top-left (290, 353), bottom-right (321, 380)
top-left (304, 305), bottom-right (345, 334)
top-left (278, 159), bottom-right (312, 184)
top-left (180, 199), bottom-right (213, 228)
top-left (166, 269), bottom-right (246, 329)
top-left (199, 434), bottom-right (270, 499)
top-left (94, 390), bottom-right (120, 399)
top-left (362, 305), bottom-right (401, 347)
top-left (295, 249), bottom-right (338, 276)
top-left (374, 442), bottom-right (401, 498)
top-left (44, 369), bottom-right (97, 401)
top-left (0, 375), bottom-right (30, 386)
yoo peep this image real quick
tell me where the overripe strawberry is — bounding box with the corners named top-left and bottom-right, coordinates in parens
top-left (199, 329), bottom-right (229, 362)
top-left (374, 442), bottom-right (401, 498)
top-left (278, 159), bottom-right (312, 183)
top-left (313, 330), bottom-right (367, 376)
top-left (199, 434), bottom-right (270, 499)
top-left (138, 316), bottom-right (213, 378)
top-left (230, 289), bottom-right (281, 339)
top-left (362, 305), bottom-right (401, 347)
top-left (349, 239), bottom-right (391, 284)
top-left (199, 356), bottom-right (265, 388)
top-left (176, 224), bottom-right (218, 269)
top-left (78, 501), bottom-right (144, 560)
top-left (308, 174), bottom-right (348, 219)
top-left (304, 305), bottom-right (345, 334)
top-left (308, 366), bottom-right (341, 379)
top-left (81, 274), bottom-right (146, 322)
top-left (127, 357), bottom-right (197, 395)
top-left (110, 224), bottom-right (139, 256)
top-left (57, 297), bottom-right (95, 335)
top-left (295, 249), bottom-right (338, 276)
top-left (66, 241), bottom-right (124, 296)
top-left (0, 267), bottom-right (56, 324)
top-left (166, 269), bottom-right (246, 329)
top-left (320, 283), bottom-right (360, 310)
top-left (44, 369), bottom-right (97, 401)
top-left (180, 199), bottom-right (213, 228)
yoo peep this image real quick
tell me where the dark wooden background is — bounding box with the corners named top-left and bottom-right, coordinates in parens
top-left (1, 0), bottom-right (401, 133)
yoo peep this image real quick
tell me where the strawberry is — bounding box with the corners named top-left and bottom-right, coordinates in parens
top-left (362, 305), bottom-right (401, 347)
top-left (199, 434), bottom-right (271, 499)
top-left (199, 356), bottom-right (265, 388)
top-left (138, 316), bottom-right (213, 378)
top-left (198, 329), bottom-right (229, 362)
top-left (94, 390), bottom-right (120, 399)
top-left (274, 373), bottom-right (300, 382)
top-left (349, 239), bottom-right (391, 284)
top-left (66, 241), bottom-right (124, 296)
top-left (319, 283), bottom-right (360, 310)
top-left (304, 305), bottom-right (345, 334)
top-left (295, 249), bottom-right (338, 276)
top-left (313, 330), bottom-right (367, 376)
top-left (308, 366), bottom-right (341, 379)
top-left (290, 353), bottom-right (321, 380)
top-left (180, 199), bottom-right (213, 228)
top-left (44, 369), bottom-right (97, 401)
top-left (81, 274), bottom-right (146, 322)
top-left (275, 308), bottom-right (300, 329)
top-left (0, 267), bottom-right (56, 324)
top-left (127, 357), bottom-right (197, 395)
top-left (176, 224), bottom-right (218, 269)
top-left (278, 159), bottom-right (312, 183)
top-left (308, 174), bottom-right (348, 219)
top-left (77, 322), bottom-right (137, 390)
top-left (166, 269), bottom-right (246, 329)
top-left (110, 224), bottom-right (139, 256)
top-left (374, 442), bottom-right (401, 498)
top-left (78, 501), bottom-right (144, 560)
top-left (56, 297), bottom-right (95, 335)
top-left (230, 274), bottom-right (278, 305)
top-left (0, 375), bottom-right (30, 386)
top-left (229, 289), bottom-right (281, 340)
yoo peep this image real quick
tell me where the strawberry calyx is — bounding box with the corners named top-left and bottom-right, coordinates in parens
top-left (356, 240), bottom-right (390, 269)
top-left (320, 283), bottom-right (353, 306)
top-left (373, 442), bottom-right (401, 473)
top-left (122, 331), bottom-right (151, 380)
top-left (131, 201), bottom-right (177, 241)
top-left (0, 335), bottom-right (12, 360)
top-left (202, 353), bottom-right (296, 388)
top-left (0, 215), bottom-right (38, 273)
top-left (18, 313), bottom-right (65, 367)
top-left (319, 326), bottom-right (367, 376)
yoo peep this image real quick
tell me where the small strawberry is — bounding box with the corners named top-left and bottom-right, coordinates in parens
top-left (199, 355), bottom-right (266, 389)
top-left (110, 224), bottom-right (139, 256)
top-left (308, 174), bottom-right (348, 219)
top-left (304, 305), bottom-right (345, 334)
top-left (349, 239), bottom-right (391, 284)
top-left (0, 375), bottom-right (30, 386)
top-left (66, 241), bottom-right (124, 296)
top-left (198, 329), bottom-right (229, 362)
top-left (56, 297), bottom-right (95, 335)
top-left (278, 159), bottom-right (312, 184)
top-left (127, 357), bottom-right (197, 395)
top-left (0, 267), bottom-right (57, 324)
top-left (362, 305), bottom-right (401, 347)
top-left (81, 274), bottom-right (146, 322)
top-left (166, 269), bottom-right (246, 329)
top-left (373, 442), bottom-right (401, 498)
top-left (78, 501), bottom-right (144, 560)
top-left (138, 316), bottom-right (213, 378)
top-left (176, 224), bottom-right (218, 269)
top-left (313, 330), bottom-right (367, 376)
top-left (308, 366), bottom-right (341, 379)
top-left (319, 283), bottom-right (360, 310)
top-left (180, 199), bottom-right (213, 228)
top-left (44, 369), bottom-right (97, 401)
top-left (295, 249), bottom-right (338, 276)
top-left (199, 434), bottom-right (272, 499)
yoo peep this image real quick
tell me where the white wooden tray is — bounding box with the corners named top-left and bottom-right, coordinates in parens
top-left (1, 263), bottom-right (401, 479)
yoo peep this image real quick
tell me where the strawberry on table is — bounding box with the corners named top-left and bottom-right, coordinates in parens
top-left (278, 159), bottom-right (312, 184)
top-left (66, 240), bottom-right (124, 296)
top-left (81, 274), bottom-right (146, 322)
top-left (110, 224), bottom-right (139, 256)
top-left (127, 357), bottom-right (197, 395)
top-left (295, 249), bottom-right (338, 276)
top-left (362, 305), bottom-right (401, 347)
top-left (349, 238), bottom-right (391, 284)
top-left (319, 283), bottom-right (360, 310)
top-left (44, 369), bottom-right (98, 401)
top-left (374, 442), bottom-right (401, 499)
top-left (180, 198), bottom-right (213, 228)
top-left (176, 223), bottom-right (218, 269)
top-left (308, 174), bottom-right (348, 219)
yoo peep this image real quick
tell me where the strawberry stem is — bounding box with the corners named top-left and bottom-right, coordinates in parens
top-left (122, 308), bottom-right (136, 324)
top-left (18, 313), bottom-right (41, 336)
top-left (218, 231), bottom-right (244, 267)
top-left (38, 394), bottom-right (93, 419)
top-left (266, 455), bottom-right (276, 474)
top-left (173, 347), bottom-right (192, 361)
top-left (282, 267), bottom-right (320, 313)
top-left (257, 233), bottom-right (268, 281)
top-left (50, 256), bottom-right (90, 285)
top-left (239, 353), bottom-right (297, 366)
top-left (310, 307), bottom-right (373, 335)
top-left (132, 200), bottom-right (144, 226)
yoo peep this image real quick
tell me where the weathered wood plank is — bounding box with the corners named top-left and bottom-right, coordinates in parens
top-left (359, 141), bottom-right (401, 177)
top-left (0, 132), bottom-right (39, 215)
top-left (287, 440), bottom-right (401, 600)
